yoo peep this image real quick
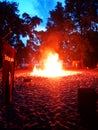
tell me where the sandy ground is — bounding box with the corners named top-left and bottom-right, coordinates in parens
top-left (0, 69), bottom-right (98, 129)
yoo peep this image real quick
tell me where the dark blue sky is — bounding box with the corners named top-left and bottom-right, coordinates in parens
top-left (3, 0), bottom-right (65, 31)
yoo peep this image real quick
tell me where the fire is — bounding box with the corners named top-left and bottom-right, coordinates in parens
top-left (30, 52), bottom-right (81, 77)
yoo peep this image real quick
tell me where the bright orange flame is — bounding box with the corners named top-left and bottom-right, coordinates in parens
top-left (30, 52), bottom-right (81, 77)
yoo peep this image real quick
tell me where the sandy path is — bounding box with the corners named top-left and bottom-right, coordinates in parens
top-left (0, 70), bottom-right (98, 129)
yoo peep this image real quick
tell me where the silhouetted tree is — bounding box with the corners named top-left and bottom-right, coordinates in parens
top-left (85, 31), bottom-right (98, 67)
top-left (21, 13), bottom-right (42, 66)
top-left (65, 0), bottom-right (98, 67)
top-left (45, 0), bottom-right (98, 68)
top-left (46, 2), bottom-right (75, 62)
top-left (65, 0), bottom-right (98, 35)
top-left (0, 1), bottom-right (42, 67)
top-left (0, 1), bottom-right (21, 67)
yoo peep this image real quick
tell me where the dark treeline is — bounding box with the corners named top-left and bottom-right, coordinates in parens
top-left (0, 0), bottom-right (98, 68)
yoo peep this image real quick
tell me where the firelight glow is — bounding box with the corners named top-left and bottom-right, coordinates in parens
top-left (30, 52), bottom-right (81, 77)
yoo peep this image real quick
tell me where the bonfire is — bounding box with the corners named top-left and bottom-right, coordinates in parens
top-left (30, 51), bottom-right (81, 77)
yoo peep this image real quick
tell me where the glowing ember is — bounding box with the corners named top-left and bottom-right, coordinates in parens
top-left (30, 52), bottom-right (81, 77)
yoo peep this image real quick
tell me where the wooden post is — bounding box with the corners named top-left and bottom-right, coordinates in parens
top-left (78, 88), bottom-right (97, 117)
top-left (2, 42), bottom-right (15, 106)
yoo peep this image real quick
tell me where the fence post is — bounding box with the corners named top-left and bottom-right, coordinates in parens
top-left (78, 88), bottom-right (97, 117)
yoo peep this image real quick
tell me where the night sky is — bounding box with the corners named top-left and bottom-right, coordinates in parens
top-left (1, 0), bottom-right (65, 31)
